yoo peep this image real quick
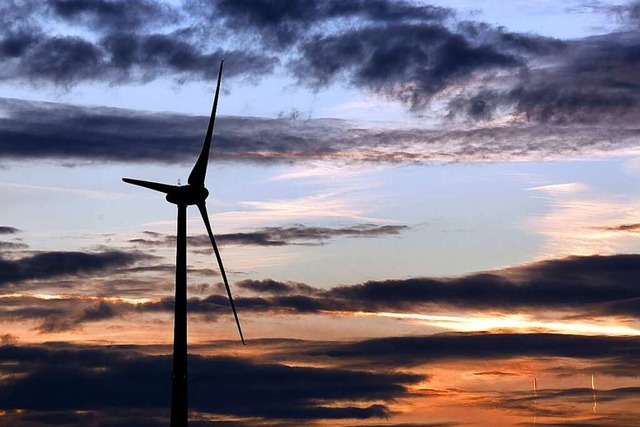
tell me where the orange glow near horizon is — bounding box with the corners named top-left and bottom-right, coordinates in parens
top-left (0, 293), bottom-right (159, 305)
top-left (356, 311), bottom-right (640, 336)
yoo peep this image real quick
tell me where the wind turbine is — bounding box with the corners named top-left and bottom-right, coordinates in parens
top-left (122, 60), bottom-right (244, 427)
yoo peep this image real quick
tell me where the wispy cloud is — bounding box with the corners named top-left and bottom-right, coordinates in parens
top-left (215, 190), bottom-right (394, 227)
top-left (0, 182), bottom-right (132, 200)
top-left (525, 190), bottom-right (640, 256)
top-left (527, 182), bottom-right (589, 196)
top-left (130, 224), bottom-right (409, 248)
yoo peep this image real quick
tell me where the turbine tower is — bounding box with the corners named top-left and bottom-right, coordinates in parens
top-left (122, 61), bottom-right (244, 427)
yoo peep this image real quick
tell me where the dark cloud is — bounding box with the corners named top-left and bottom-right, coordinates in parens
top-left (0, 1), bottom-right (276, 85)
top-left (343, 424), bottom-right (457, 427)
top-left (324, 254), bottom-right (640, 314)
top-left (4, 335), bottom-right (636, 427)
top-left (0, 250), bottom-right (150, 286)
top-left (291, 23), bottom-right (524, 110)
top-left (0, 343), bottom-right (422, 422)
top-left (0, 32), bottom-right (275, 85)
top-left (187, 0), bottom-right (567, 113)
top-left (7, 254), bottom-right (640, 331)
top-left (216, 223), bottom-right (409, 246)
top-left (310, 333), bottom-right (640, 369)
top-left (0, 0), bottom-right (638, 128)
top-left (0, 241), bottom-right (29, 252)
top-left (581, 1), bottom-right (640, 29)
top-left (447, 30), bottom-right (640, 123)
top-left (0, 226), bottom-right (20, 234)
top-left (99, 33), bottom-right (276, 82)
top-left (0, 333), bottom-right (18, 345)
top-left (216, 254), bottom-right (640, 317)
top-left (473, 371), bottom-right (519, 377)
top-left (600, 223), bottom-right (640, 232)
top-left (49, 0), bottom-right (178, 32)
top-left (3, 97), bottom-right (639, 165)
top-left (2, 0), bottom-right (612, 126)
top-left (237, 278), bottom-right (316, 295)
top-left (208, 0), bottom-right (452, 48)
top-left (0, 241), bottom-right (29, 250)
top-left (0, 295), bottom-right (128, 332)
top-left (130, 224), bottom-right (409, 248)
top-left (20, 35), bottom-right (104, 85)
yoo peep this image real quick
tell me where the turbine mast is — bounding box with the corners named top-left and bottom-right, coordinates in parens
top-left (171, 204), bottom-right (188, 426)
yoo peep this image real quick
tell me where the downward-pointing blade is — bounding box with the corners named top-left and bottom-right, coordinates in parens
top-left (188, 60), bottom-right (224, 187)
top-left (197, 201), bottom-right (245, 344)
top-left (122, 178), bottom-right (177, 194)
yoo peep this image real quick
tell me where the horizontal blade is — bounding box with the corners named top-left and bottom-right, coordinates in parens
top-left (122, 178), bottom-right (177, 194)
top-left (188, 60), bottom-right (224, 187)
top-left (197, 201), bottom-right (245, 345)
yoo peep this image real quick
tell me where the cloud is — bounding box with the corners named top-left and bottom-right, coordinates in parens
top-left (0, 343), bottom-right (422, 422)
top-left (0, 295), bottom-right (129, 332)
top-left (525, 192), bottom-right (640, 257)
top-left (48, 0), bottom-right (178, 32)
top-left (3, 97), bottom-right (640, 166)
top-left (237, 278), bottom-right (316, 295)
top-left (2, 0), bottom-right (632, 127)
top-left (0, 250), bottom-right (150, 286)
top-left (309, 333), bottom-right (640, 369)
top-left (0, 241), bottom-right (29, 250)
top-left (130, 224), bottom-right (409, 248)
top-left (290, 22), bottom-right (539, 110)
top-left (0, 1), bottom-right (276, 85)
top-left (226, 255), bottom-right (640, 318)
top-left (1, 337), bottom-right (636, 426)
top-left (6, 254), bottom-right (640, 331)
top-left (342, 424), bottom-right (457, 427)
top-left (326, 254), bottom-right (640, 312)
top-left (207, 0), bottom-right (452, 49)
top-left (0, 226), bottom-right (20, 234)
top-left (600, 223), bottom-right (640, 232)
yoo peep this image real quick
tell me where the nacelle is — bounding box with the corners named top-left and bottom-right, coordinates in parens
top-left (165, 185), bottom-right (209, 206)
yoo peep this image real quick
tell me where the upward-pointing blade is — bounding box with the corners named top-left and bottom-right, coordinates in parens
top-left (197, 201), bottom-right (245, 345)
top-left (122, 178), bottom-right (177, 194)
top-left (188, 61), bottom-right (224, 187)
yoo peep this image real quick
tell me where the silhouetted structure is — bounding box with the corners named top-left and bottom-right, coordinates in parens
top-left (123, 61), bottom-right (244, 427)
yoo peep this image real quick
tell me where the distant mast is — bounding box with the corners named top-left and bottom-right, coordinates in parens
top-left (532, 377), bottom-right (538, 426)
top-left (591, 374), bottom-right (597, 414)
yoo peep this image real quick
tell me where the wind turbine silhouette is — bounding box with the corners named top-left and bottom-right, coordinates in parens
top-left (122, 60), bottom-right (244, 427)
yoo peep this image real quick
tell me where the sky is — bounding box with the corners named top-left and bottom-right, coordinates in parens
top-left (1, 0), bottom-right (640, 425)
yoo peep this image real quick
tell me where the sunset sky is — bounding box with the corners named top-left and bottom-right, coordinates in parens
top-left (1, 0), bottom-right (640, 426)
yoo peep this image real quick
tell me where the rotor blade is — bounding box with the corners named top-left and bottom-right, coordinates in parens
top-left (122, 178), bottom-right (177, 194)
top-left (197, 201), bottom-right (245, 345)
top-left (188, 60), bottom-right (224, 187)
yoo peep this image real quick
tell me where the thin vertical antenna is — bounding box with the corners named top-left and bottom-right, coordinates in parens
top-left (533, 377), bottom-right (538, 426)
top-left (591, 374), bottom-right (597, 414)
